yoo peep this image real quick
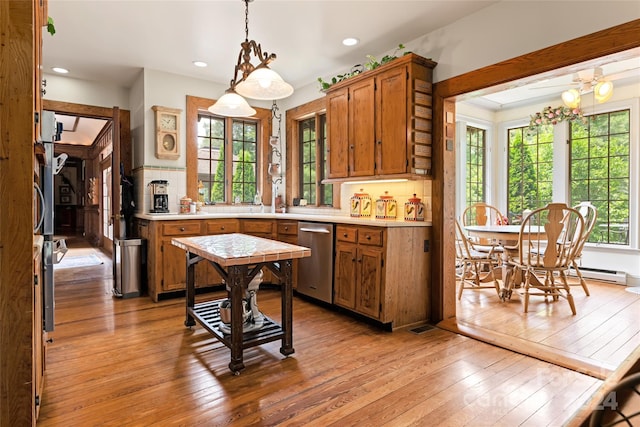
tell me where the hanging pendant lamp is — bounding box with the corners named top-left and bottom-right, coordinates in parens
top-left (209, 0), bottom-right (293, 117)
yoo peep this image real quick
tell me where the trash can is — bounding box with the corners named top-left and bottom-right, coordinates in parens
top-left (113, 238), bottom-right (145, 298)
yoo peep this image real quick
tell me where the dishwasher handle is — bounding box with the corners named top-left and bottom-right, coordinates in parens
top-left (299, 227), bottom-right (331, 234)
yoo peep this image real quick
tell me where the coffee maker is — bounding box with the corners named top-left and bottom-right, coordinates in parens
top-left (148, 180), bottom-right (169, 213)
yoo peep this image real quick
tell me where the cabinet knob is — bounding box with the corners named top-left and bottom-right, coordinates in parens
top-left (358, 258), bottom-right (362, 263)
top-left (377, 140), bottom-right (382, 145)
top-left (343, 233), bottom-right (348, 237)
top-left (180, 227), bottom-right (185, 232)
top-left (221, 226), bottom-right (225, 230)
top-left (365, 235), bottom-right (371, 240)
top-left (349, 145), bottom-right (354, 149)
top-left (285, 227), bottom-right (289, 231)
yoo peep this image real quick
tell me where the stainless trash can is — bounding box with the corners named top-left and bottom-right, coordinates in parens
top-left (114, 238), bottom-right (145, 298)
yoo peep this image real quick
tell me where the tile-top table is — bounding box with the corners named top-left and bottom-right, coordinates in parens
top-left (172, 233), bottom-right (311, 374)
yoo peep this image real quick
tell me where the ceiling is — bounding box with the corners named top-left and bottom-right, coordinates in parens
top-left (43, 1), bottom-right (639, 146)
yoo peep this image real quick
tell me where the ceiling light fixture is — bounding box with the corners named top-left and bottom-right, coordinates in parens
top-left (52, 67), bottom-right (69, 74)
top-left (209, 0), bottom-right (293, 117)
top-left (342, 37), bottom-right (359, 47)
top-left (561, 88), bottom-right (581, 108)
top-left (594, 80), bottom-right (614, 103)
top-left (192, 61), bottom-right (208, 68)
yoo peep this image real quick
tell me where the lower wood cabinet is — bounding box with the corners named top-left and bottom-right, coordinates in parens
top-left (33, 242), bottom-right (45, 419)
top-left (334, 224), bottom-right (431, 329)
top-left (138, 217), bottom-right (430, 329)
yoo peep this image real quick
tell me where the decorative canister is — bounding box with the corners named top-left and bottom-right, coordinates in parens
top-left (179, 196), bottom-right (192, 214)
top-left (404, 194), bottom-right (425, 221)
top-left (376, 191), bottom-right (397, 219)
top-left (350, 189), bottom-right (372, 217)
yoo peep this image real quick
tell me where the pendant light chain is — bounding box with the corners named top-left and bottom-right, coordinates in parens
top-left (244, 0), bottom-right (250, 41)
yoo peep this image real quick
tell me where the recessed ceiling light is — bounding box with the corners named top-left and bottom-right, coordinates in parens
top-left (342, 37), bottom-right (359, 47)
top-left (193, 61), bottom-right (208, 68)
top-left (52, 67), bottom-right (69, 74)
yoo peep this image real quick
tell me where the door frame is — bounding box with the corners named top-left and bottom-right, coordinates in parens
top-left (42, 100), bottom-right (131, 247)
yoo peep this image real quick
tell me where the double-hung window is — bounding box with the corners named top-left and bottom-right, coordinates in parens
top-left (465, 125), bottom-right (486, 206)
top-left (299, 114), bottom-right (332, 206)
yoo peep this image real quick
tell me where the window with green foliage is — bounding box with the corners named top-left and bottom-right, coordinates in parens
top-left (299, 114), bottom-right (332, 206)
top-left (507, 125), bottom-right (554, 223)
top-left (197, 114), bottom-right (257, 204)
top-left (570, 109), bottom-right (630, 245)
top-left (466, 126), bottom-right (486, 206)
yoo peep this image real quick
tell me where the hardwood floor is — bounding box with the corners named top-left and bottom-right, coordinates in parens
top-left (448, 273), bottom-right (640, 380)
top-left (39, 237), bottom-right (606, 426)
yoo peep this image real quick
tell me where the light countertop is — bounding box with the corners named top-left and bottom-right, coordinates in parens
top-left (134, 211), bottom-right (431, 228)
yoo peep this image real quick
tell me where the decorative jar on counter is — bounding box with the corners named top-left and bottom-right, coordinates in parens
top-left (350, 190), bottom-right (372, 217)
top-left (376, 192), bottom-right (397, 219)
top-left (180, 196), bottom-right (192, 214)
top-left (404, 194), bottom-right (425, 221)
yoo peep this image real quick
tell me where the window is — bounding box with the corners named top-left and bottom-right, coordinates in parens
top-left (197, 113), bottom-right (258, 204)
top-left (299, 114), bottom-right (332, 205)
top-left (570, 109), bottom-right (630, 245)
top-left (465, 126), bottom-right (486, 206)
top-left (507, 125), bottom-right (554, 223)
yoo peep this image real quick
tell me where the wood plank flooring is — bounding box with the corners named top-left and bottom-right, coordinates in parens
top-left (38, 238), bottom-right (605, 426)
top-left (451, 274), bottom-right (640, 379)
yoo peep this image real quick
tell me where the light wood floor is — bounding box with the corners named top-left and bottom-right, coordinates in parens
top-left (448, 273), bottom-right (640, 380)
top-left (39, 237), bottom-right (607, 426)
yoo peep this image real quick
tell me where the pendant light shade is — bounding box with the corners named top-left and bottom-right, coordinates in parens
top-left (235, 67), bottom-right (294, 100)
top-left (208, 0), bottom-right (293, 117)
top-left (594, 80), bottom-right (613, 103)
top-left (561, 88), bottom-right (581, 108)
top-left (208, 91), bottom-right (256, 117)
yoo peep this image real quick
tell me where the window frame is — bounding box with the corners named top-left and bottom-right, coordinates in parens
top-left (186, 95), bottom-right (271, 205)
top-left (286, 97), bottom-right (340, 208)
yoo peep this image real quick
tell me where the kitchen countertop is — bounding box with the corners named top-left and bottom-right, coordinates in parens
top-left (134, 211), bottom-right (431, 228)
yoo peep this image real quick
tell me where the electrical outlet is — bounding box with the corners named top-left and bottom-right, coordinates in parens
top-left (424, 240), bottom-right (430, 252)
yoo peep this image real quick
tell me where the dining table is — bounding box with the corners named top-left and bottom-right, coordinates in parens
top-left (172, 233), bottom-right (311, 374)
top-left (464, 224), bottom-right (545, 300)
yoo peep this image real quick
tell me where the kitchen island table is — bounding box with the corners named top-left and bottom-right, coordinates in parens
top-left (172, 233), bottom-right (310, 373)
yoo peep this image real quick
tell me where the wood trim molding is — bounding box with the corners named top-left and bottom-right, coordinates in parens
top-left (431, 19), bottom-right (640, 323)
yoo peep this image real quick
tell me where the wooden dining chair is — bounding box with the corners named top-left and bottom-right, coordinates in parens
top-left (462, 202), bottom-right (506, 257)
top-left (570, 202), bottom-right (598, 296)
top-left (506, 203), bottom-right (584, 315)
top-left (454, 219), bottom-right (501, 300)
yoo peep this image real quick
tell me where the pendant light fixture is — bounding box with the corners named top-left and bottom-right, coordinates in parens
top-left (209, 0), bottom-right (293, 117)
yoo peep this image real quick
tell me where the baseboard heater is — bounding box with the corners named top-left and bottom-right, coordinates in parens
top-left (569, 266), bottom-right (627, 284)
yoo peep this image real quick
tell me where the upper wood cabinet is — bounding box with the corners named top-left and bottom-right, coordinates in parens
top-left (325, 53), bottom-right (436, 181)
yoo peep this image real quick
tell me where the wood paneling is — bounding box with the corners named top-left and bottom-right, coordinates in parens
top-left (0, 1), bottom-right (41, 424)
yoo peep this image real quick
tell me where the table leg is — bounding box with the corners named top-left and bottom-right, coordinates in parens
top-left (228, 265), bottom-right (246, 373)
top-left (184, 252), bottom-right (196, 327)
top-left (280, 259), bottom-right (294, 357)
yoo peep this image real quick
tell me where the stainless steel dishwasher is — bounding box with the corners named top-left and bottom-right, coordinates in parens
top-left (297, 222), bottom-right (334, 303)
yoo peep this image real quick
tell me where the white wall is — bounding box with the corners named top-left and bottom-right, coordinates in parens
top-left (42, 73), bottom-right (129, 109)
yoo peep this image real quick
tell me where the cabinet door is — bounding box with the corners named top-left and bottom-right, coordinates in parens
top-left (334, 243), bottom-right (357, 309)
top-left (161, 238), bottom-right (189, 291)
top-left (33, 249), bottom-right (44, 418)
top-left (355, 247), bottom-right (383, 319)
top-left (326, 87), bottom-right (349, 179)
top-left (348, 78), bottom-right (376, 177)
top-left (376, 65), bottom-right (408, 175)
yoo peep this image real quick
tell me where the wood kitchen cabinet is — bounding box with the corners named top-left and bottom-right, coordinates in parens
top-left (143, 219), bottom-right (238, 302)
top-left (241, 219), bottom-right (276, 282)
top-left (334, 224), bottom-right (431, 329)
top-left (33, 239), bottom-right (46, 419)
top-left (326, 53), bottom-right (436, 181)
top-left (334, 225), bottom-right (384, 318)
top-left (277, 221), bottom-right (299, 288)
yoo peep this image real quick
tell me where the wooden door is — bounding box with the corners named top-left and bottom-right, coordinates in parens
top-left (326, 87), bottom-right (349, 179)
top-left (355, 246), bottom-right (383, 319)
top-left (333, 243), bottom-right (357, 309)
top-left (161, 237), bottom-right (188, 291)
top-left (376, 65), bottom-right (408, 175)
top-left (348, 78), bottom-right (375, 177)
